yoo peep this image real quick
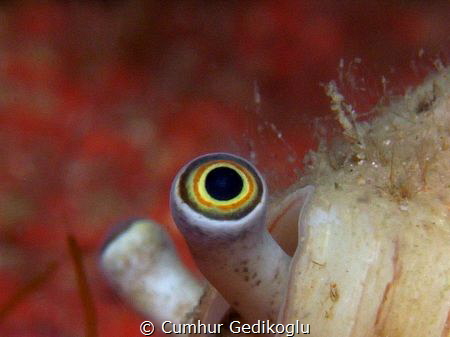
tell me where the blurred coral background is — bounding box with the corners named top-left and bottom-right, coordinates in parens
top-left (0, 1), bottom-right (448, 336)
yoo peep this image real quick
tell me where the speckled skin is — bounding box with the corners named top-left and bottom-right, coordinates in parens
top-left (187, 224), bottom-right (290, 323)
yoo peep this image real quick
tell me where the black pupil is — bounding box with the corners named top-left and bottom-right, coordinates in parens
top-left (205, 166), bottom-right (243, 201)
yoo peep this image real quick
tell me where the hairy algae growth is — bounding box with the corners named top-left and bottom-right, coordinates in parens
top-left (283, 67), bottom-right (450, 337)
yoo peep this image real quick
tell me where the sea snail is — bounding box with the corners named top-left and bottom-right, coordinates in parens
top-left (102, 68), bottom-right (450, 337)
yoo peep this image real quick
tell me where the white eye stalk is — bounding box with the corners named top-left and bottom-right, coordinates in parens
top-left (100, 219), bottom-right (205, 325)
top-left (171, 153), bottom-right (291, 323)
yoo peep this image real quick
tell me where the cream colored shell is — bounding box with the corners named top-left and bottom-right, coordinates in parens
top-left (280, 68), bottom-right (450, 337)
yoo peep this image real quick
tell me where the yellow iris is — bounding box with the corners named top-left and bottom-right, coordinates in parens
top-left (185, 160), bottom-right (258, 216)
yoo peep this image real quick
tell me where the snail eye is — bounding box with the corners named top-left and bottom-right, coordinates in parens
top-left (177, 153), bottom-right (263, 220)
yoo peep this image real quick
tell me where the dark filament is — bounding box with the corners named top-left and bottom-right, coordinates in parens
top-left (205, 166), bottom-right (243, 201)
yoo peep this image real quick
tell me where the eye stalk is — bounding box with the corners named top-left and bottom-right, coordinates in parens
top-left (100, 219), bottom-right (206, 325)
top-left (171, 153), bottom-right (290, 323)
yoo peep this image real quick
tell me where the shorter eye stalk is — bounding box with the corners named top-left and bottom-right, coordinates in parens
top-left (171, 153), bottom-right (290, 324)
top-left (100, 219), bottom-right (205, 325)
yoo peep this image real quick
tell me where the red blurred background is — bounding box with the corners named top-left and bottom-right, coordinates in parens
top-left (0, 1), bottom-right (448, 336)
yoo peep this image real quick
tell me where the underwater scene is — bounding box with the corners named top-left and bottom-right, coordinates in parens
top-left (0, 1), bottom-right (449, 337)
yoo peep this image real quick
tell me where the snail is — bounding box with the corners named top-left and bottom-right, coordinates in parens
top-left (101, 67), bottom-right (450, 337)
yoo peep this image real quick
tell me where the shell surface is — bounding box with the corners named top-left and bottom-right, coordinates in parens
top-left (278, 68), bottom-right (450, 337)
